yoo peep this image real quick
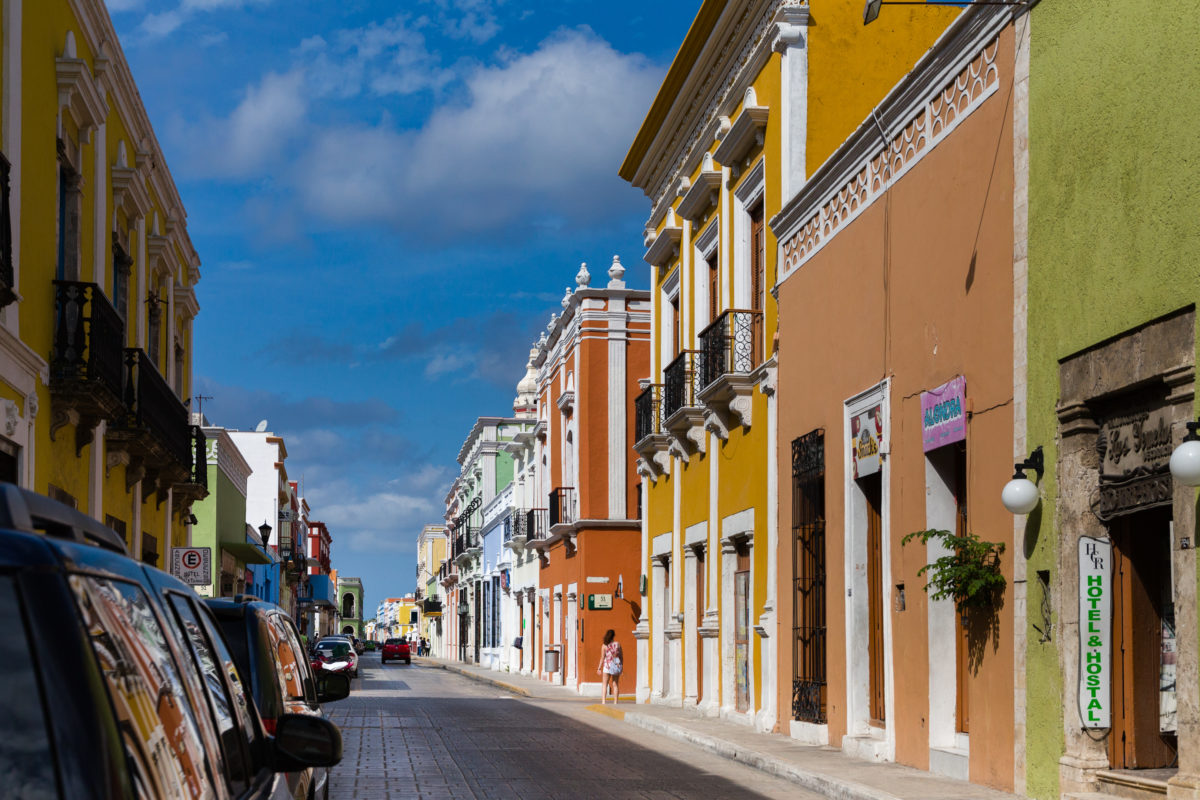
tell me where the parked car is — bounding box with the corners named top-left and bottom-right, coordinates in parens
top-left (206, 597), bottom-right (350, 800)
top-left (312, 639), bottom-right (358, 678)
top-left (364, 641), bottom-right (377, 651)
top-left (0, 483), bottom-right (347, 799)
top-left (381, 638), bottom-right (411, 665)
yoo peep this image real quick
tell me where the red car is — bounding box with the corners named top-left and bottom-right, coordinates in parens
top-left (381, 638), bottom-right (411, 664)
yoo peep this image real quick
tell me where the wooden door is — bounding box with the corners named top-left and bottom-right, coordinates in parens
top-left (864, 473), bottom-right (886, 726)
top-left (708, 254), bottom-right (720, 325)
top-left (736, 543), bottom-right (751, 712)
top-left (671, 297), bottom-right (681, 357)
top-left (1109, 507), bottom-right (1175, 769)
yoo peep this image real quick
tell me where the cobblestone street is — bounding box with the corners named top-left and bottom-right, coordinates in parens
top-left (325, 654), bottom-right (818, 799)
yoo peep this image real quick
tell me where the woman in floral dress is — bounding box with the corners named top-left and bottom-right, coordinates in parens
top-left (596, 629), bottom-right (623, 704)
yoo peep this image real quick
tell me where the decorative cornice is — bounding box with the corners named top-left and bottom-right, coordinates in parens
top-left (56, 57), bottom-right (108, 135)
top-left (623, 0), bottom-right (808, 223)
top-left (712, 87), bottom-right (769, 176)
top-left (677, 155), bottom-right (723, 223)
top-left (644, 220), bottom-right (683, 267)
top-left (773, 4), bottom-right (1017, 284)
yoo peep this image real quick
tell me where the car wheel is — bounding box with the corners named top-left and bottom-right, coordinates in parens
top-left (405, 659), bottom-right (411, 665)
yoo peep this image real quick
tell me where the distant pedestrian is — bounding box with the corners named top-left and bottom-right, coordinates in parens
top-left (596, 629), bottom-right (623, 704)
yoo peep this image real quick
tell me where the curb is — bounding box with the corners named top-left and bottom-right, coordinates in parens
top-left (620, 711), bottom-right (903, 800)
top-left (418, 658), bottom-right (531, 697)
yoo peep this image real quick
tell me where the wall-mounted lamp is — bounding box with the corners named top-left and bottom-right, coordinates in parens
top-left (1170, 420), bottom-right (1200, 487)
top-left (1002, 446), bottom-right (1043, 515)
top-left (863, 0), bottom-right (1026, 26)
top-left (258, 522), bottom-right (272, 546)
top-left (185, 513), bottom-right (198, 526)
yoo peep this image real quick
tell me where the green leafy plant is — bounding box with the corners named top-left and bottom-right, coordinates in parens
top-left (901, 529), bottom-right (1006, 614)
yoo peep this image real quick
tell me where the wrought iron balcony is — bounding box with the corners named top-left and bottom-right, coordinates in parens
top-left (506, 508), bottom-right (527, 545)
top-left (635, 384), bottom-right (664, 443)
top-left (526, 508), bottom-right (549, 542)
top-left (698, 309), bottom-right (763, 389)
top-left (173, 425), bottom-right (209, 507)
top-left (50, 281), bottom-right (127, 452)
top-left (109, 348), bottom-right (192, 489)
top-left (549, 487), bottom-right (576, 527)
top-left (663, 350), bottom-right (703, 419)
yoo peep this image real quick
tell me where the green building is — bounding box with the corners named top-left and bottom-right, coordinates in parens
top-left (338, 576), bottom-right (364, 637)
top-left (189, 427), bottom-right (272, 599)
top-left (1021, 2), bottom-right (1200, 796)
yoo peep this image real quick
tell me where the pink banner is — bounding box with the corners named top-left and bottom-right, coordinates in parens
top-left (922, 376), bottom-right (966, 452)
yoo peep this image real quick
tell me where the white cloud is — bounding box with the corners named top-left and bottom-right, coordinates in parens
top-left (105, 0), bottom-right (146, 12)
top-left (209, 70), bottom-right (307, 177)
top-left (297, 28), bottom-right (659, 234)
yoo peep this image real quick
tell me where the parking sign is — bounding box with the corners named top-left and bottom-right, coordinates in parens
top-left (172, 547), bottom-right (211, 586)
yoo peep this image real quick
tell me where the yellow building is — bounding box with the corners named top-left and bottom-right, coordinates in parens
top-left (0, 0), bottom-right (205, 564)
top-left (620, 0), bottom-right (958, 732)
top-left (416, 524), bottom-right (448, 650)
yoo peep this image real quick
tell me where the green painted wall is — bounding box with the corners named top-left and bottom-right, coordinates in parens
top-left (1024, 2), bottom-right (1200, 797)
top-left (495, 451), bottom-right (514, 493)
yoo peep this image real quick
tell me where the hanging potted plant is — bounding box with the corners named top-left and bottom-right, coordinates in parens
top-left (901, 528), bottom-right (1006, 614)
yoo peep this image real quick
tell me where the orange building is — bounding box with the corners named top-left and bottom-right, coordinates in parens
top-left (526, 259), bottom-right (650, 696)
top-left (770, 7), bottom-right (1022, 790)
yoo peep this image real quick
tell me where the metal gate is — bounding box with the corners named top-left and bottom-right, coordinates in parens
top-left (792, 429), bottom-right (827, 723)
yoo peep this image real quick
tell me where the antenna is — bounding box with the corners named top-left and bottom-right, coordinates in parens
top-left (194, 394), bottom-right (214, 415)
top-left (255, 419), bottom-right (268, 433)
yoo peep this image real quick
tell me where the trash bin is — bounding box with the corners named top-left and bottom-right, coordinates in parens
top-left (544, 647), bottom-right (560, 674)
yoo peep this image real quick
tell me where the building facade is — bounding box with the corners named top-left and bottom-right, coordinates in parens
top-left (1021, 1), bottom-right (1200, 798)
top-left (338, 575), bottom-right (363, 638)
top-left (525, 259), bottom-right (650, 695)
top-left (416, 524), bottom-right (448, 651)
top-left (190, 426), bottom-right (269, 598)
top-left (772, 5), bottom-right (1023, 787)
top-left (0, 0), bottom-right (207, 565)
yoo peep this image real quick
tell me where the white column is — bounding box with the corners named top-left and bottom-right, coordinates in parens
top-left (635, 474), bottom-right (651, 702)
top-left (683, 547), bottom-right (698, 704)
top-left (131, 482), bottom-right (143, 561)
top-left (135, 216), bottom-right (147, 348)
top-left (607, 296), bottom-right (627, 518)
top-left (89, 421), bottom-right (105, 521)
top-left (759, 369), bottom-right (780, 731)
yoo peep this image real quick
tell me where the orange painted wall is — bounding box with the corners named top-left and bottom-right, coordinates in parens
top-left (775, 27), bottom-right (1016, 789)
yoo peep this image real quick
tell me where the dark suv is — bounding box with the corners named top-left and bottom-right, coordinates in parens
top-left (0, 483), bottom-right (346, 799)
top-left (206, 598), bottom-right (345, 800)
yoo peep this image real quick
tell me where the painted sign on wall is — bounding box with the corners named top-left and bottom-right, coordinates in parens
top-left (921, 376), bottom-right (967, 452)
top-left (1078, 536), bottom-right (1112, 728)
top-left (851, 405), bottom-right (882, 479)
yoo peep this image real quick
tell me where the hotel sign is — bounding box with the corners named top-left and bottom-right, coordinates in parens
top-left (1095, 406), bottom-right (1174, 520)
top-left (1078, 536), bottom-right (1112, 729)
top-left (921, 376), bottom-right (966, 453)
top-left (851, 405), bottom-right (882, 479)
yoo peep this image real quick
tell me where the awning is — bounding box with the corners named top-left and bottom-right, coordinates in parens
top-left (219, 524), bottom-right (271, 565)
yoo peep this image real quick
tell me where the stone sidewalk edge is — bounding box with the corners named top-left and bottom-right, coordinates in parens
top-left (617, 710), bottom-right (903, 800)
top-left (417, 657), bottom-right (532, 697)
top-left (419, 656), bottom-right (900, 800)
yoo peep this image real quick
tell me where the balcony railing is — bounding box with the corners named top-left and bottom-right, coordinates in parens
top-left (52, 281), bottom-right (126, 404)
top-left (526, 508), bottom-right (549, 542)
top-left (663, 350), bottom-right (703, 419)
top-left (549, 487), bottom-right (576, 527)
top-left (506, 509), bottom-right (524, 544)
top-left (118, 348), bottom-right (191, 470)
top-left (698, 309), bottom-right (763, 389)
top-left (635, 384), bottom-right (664, 443)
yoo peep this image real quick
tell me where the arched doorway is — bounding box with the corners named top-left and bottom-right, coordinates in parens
top-left (342, 593), bottom-right (354, 618)
top-left (342, 625), bottom-right (354, 635)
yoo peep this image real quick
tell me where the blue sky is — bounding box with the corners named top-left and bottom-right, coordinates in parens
top-left (104, 0), bottom-right (700, 614)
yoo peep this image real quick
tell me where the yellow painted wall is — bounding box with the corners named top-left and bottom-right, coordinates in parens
top-left (806, 0), bottom-right (961, 176)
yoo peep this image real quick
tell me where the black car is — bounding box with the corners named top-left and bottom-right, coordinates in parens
top-left (206, 598), bottom-right (346, 800)
top-left (0, 482), bottom-right (348, 799)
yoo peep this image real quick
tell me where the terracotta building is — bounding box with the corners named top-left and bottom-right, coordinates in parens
top-left (526, 259), bottom-right (650, 695)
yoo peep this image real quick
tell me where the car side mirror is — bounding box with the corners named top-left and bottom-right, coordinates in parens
top-left (317, 671), bottom-right (351, 704)
top-left (271, 714), bottom-right (343, 771)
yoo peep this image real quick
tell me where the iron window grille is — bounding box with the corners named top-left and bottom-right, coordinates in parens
top-left (792, 428), bottom-right (827, 724)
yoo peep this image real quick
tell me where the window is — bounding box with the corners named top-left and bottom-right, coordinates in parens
top-left (0, 577), bottom-right (57, 797)
top-left (70, 575), bottom-right (212, 798)
top-left (708, 253), bottom-right (720, 325)
top-left (167, 595), bottom-right (253, 793)
top-left (266, 612), bottom-right (307, 704)
top-left (275, 615), bottom-right (318, 706)
top-left (0, 151), bottom-right (14, 305)
top-left (174, 341), bottom-right (185, 399)
top-left (47, 484), bottom-right (77, 509)
top-left (111, 232), bottom-right (132, 323)
top-left (56, 138), bottom-right (82, 282)
top-left (671, 295), bottom-right (681, 357)
top-left (147, 285), bottom-right (163, 368)
top-left (142, 533), bottom-right (158, 566)
top-left (104, 515), bottom-right (128, 550)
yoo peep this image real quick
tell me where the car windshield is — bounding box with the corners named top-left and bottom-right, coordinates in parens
top-left (385, 639), bottom-right (403, 645)
top-left (317, 642), bottom-right (351, 658)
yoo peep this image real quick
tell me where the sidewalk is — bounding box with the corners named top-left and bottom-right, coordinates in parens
top-left (417, 656), bottom-right (1025, 800)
